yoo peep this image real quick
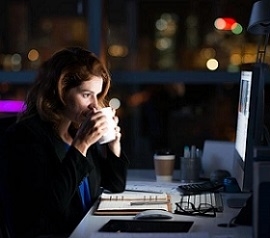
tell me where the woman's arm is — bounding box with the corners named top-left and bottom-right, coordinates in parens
top-left (94, 144), bottom-right (129, 193)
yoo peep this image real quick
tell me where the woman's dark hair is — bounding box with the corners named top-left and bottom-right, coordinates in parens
top-left (19, 47), bottom-right (111, 126)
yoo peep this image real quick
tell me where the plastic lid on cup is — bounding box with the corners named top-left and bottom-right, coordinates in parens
top-left (154, 149), bottom-right (174, 156)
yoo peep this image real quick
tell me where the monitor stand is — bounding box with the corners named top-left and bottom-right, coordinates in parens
top-left (233, 195), bottom-right (252, 226)
top-left (227, 197), bottom-right (248, 208)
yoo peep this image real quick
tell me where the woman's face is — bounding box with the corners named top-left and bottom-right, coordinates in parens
top-left (62, 76), bottom-right (103, 124)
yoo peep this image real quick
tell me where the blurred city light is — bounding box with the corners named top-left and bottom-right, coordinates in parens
top-left (109, 98), bottom-right (121, 110)
top-left (0, 100), bottom-right (25, 113)
top-left (206, 58), bottom-right (219, 71)
top-left (214, 17), bottom-right (237, 31)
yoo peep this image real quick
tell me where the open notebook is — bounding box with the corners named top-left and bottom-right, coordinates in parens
top-left (94, 191), bottom-right (171, 215)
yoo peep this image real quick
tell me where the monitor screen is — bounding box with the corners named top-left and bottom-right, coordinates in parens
top-left (233, 63), bottom-right (268, 192)
top-left (235, 70), bottom-right (252, 163)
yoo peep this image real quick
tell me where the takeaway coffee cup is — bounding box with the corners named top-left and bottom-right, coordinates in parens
top-left (154, 151), bottom-right (175, 182)
top-left (98, 107), bottom-right (116, 144)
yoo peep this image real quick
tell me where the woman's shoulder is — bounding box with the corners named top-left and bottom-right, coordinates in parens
top-left (9, 114), bottom-right (53, 138)
top-left (0, 115), bottom-right (17, 133)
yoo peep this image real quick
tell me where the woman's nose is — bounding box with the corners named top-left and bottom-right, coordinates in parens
top-left (88, 97), bottom-right (98, 109)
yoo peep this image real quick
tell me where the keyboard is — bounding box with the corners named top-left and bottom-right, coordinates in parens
top-left (178, 181), bottom-right (224, 195)
top-left (178, 192), bottom-right (223, 212)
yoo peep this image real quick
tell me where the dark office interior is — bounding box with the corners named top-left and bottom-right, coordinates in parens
top-left (0, 0), bottom-right (268, 169)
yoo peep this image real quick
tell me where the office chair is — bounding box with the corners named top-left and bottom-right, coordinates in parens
top-left (0, 115), bottom-right (17, 144)
top-left (0, 115), bottom-right (17, 238)
top-left (0, 202), bottom-right (11, 238)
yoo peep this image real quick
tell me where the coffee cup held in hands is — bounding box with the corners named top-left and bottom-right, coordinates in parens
top-left (98, 107), bottom-right (116, 144)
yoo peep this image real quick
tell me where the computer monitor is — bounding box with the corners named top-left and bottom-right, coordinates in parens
top-left (232, 62), bottom-right (269, 193)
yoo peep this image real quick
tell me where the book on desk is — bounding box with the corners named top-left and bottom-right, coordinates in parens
top-left (94, 190), bottom-right (172, 215)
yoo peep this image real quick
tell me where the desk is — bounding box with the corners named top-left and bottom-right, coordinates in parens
top-left (69, 170), bottom-right (252, 238)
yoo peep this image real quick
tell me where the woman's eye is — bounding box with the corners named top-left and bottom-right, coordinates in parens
top-left (82, 93), bottom-right (91, 98)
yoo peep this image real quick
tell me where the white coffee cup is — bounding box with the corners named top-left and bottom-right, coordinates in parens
top-left (98, 107), bottom-right (116, 144)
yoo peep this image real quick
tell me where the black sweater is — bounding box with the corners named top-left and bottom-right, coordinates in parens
top-left (1, 115), bottom-right (129, 237)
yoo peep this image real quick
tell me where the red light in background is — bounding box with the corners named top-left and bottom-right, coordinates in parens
top-left (214, 18), bottom-right (237, 31)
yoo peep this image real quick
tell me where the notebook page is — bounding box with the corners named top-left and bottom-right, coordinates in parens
top-left (101, 191), bottom-right (168, 201)
top-left (97, 200), bottom-right (169, 211)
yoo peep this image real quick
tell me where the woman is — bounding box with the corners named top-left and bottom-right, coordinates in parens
top-left (1, 47), bottom-right (129, 237)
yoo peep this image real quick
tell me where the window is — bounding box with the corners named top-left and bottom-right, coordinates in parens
top-left (1, 0), bottom-right (269, 169)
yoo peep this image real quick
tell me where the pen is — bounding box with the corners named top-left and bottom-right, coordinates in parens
top-left (184, 146), bottom-right (190, 158)
top-left (130, 201), bottom-right (169, 206)
top-left (190, 145), bottom-right (196, 159)
top-left (125, 189), bottom-right (164, 194)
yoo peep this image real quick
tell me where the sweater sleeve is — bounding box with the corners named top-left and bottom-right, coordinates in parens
top-left (96, 144), bottom-right (130, 193)
top-left (4, 119), bottom-right (94, 235)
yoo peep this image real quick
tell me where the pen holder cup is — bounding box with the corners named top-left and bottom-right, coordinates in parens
top-left (180, 157), bottom-right (200, 183)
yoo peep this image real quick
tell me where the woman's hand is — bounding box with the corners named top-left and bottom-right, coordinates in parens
top-left (72, 108), bottom-right (122, 157)
top-left (72, 108), bottom-right (107, 156)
